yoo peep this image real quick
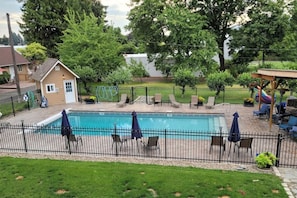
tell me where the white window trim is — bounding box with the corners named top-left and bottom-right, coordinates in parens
top-left (46, 84), bottom-right (56, 93)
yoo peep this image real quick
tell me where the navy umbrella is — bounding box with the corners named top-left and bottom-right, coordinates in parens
top-left (61, 109), bottom-right (72, 153)
top-left (228, 112), bottom-right (241, 142)
top-left (131, 111), bottom-right (143, 140)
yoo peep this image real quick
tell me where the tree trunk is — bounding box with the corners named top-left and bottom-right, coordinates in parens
top-left (218, 38), bottom-right (225, 71)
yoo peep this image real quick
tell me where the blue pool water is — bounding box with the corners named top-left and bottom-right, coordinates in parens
top-left (44, 111), bottom-right (227, 136)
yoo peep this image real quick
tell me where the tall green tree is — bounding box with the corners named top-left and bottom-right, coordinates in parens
top-left (189, 0), bottom-right (254, 71)
top-left (128, 1), bottom-right (217, 76)
top-left (229, 0), bottom-right (288, 66)
top-left (18, 0), bottom-right (105, 58)
top-left (58, 11), bottom-right (124, 80)
top-left (271, 0), bottom-right (297, 61)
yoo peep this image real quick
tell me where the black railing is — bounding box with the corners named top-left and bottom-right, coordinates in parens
top-left (0, 123), bottom-right (296, 167)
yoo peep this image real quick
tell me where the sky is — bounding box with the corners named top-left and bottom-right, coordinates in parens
top-left (0, 0), bottom-right (130, 37)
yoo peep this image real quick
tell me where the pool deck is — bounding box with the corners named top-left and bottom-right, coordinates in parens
top-left (1, 101), bottom-right (280, 134)
top-left (1, 101), bottom-right (296, 197)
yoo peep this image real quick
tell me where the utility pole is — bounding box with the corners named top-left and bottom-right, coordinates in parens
top-left (7, 13), bottom-right (21, 102)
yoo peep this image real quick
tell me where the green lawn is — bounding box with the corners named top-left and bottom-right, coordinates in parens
top-left (0, 157), bottom-right (287, 197)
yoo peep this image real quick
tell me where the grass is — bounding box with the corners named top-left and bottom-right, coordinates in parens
top-left (86, 81), bottom-right (295, 104)
top-left (0, 157), bottom-right (287, 197)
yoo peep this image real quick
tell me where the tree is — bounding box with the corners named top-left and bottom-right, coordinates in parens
top-left (128, 1), bottom-right (218, 75)
top-left (58, 11), bottom-right (125, 80)
top-left (271, 0), bottom-right (297, 61)
top-left (128, 59), bottom-right (149, 82)
top-left (189, 0), bottom-right (254, 71)
top-left (73, 66), bottom-right (96, 95)
top-left (229, 0), bottom-right (289, 66)
top-left (173, 68), bottom-right (197, 96)
top-left (104, 67), bottom-right (133, 86)
top-left (206, 71), bottom-right (235, 96)
top-left (237, 72), bottom-right (259, 97)
top-left (17, 42), bottom-right (47, 67)
top-left (18, 0), bottom-right (105, 57)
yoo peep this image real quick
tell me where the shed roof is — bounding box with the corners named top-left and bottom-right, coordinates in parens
top-left (32, 58), bottom-right (79, 82)
top-left (0, 46), bottom-right (30, 67)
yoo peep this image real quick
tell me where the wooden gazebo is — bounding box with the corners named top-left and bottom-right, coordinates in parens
top-left (251, 69), bottom-right (297, 131)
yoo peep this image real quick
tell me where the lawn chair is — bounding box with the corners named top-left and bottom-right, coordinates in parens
top-left (279, 116), bottom-right (297, 132)
top-left (0, 122), bottom-right (11, 133)
top-left (143, 136), bottom-right (160, 153)
top-left (111, 134), bottom-right (127, 151)
top-left (190, 95), bottom-right (198, 109)
top-left (205, 96), bottom-right (215, 109)
top-left (236, 138), bottom-right (253, 157)
top-left (209, 136), bottom-right (226, 154)
top-left (66, 134), bottom-right (83, 150)
top-left (169, 94), bottom-right (181, 108)
top-left (116, 94), bottom-right (127, 107)
top-left (253, 104), bottom-right (270, 119)
top-left (154, 93), bottom-right (162, 106)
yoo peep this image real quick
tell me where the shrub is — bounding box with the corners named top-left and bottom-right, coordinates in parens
top-left (255, 152), bottom-right (277, 169)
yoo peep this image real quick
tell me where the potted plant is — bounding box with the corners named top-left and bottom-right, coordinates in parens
top-left (198, 96), bottom-right (205, 106)
top-left (84, 96), bottom-right (96, 104)
top-left (243, 97), bottom-right (254, 107)
top-left (255, 152), bottom-right (277, 169)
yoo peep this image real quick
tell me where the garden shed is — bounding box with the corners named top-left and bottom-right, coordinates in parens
top-left (32, 58), bottom-right (80, 106)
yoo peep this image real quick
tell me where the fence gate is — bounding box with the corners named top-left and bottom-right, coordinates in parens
top-left (277, 134), bottom-right (297, 168)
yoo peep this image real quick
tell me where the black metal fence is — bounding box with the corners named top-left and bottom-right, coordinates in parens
top-left (1, 123), bottom-right (296, 168)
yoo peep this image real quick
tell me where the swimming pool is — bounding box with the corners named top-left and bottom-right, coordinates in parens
top-left (42, 111), bottom-right (227, 137)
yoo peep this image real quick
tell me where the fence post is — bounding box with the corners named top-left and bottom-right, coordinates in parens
top-left (114, 124), bottom-right (118, 156)
top-left (131, 86), bottom-right (134, 104)
top-left (11, 96), bottom-right (15, 116)
top-left (219, 126), bottom-right (222, 163)
top-left (145, 87), bottom-right (148, 104)
top-left (21, 120), bottom-right (28, 152)
top-left (275, 133), bottom-right (283, 167)
top-left (164, 129), bottom-right (167, 159)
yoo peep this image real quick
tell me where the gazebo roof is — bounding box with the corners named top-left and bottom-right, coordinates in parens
top-left (251, 68), bottom-right (297, 131)
top-left (252, 69), bottom-right (297, 80)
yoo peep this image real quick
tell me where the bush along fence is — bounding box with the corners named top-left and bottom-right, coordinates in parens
top-left (0, 123), bottom-right (297, 168)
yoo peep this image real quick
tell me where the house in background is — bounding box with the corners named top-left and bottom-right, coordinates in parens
top-left (32, 58), bottom-right (80, 106)
top-left (0, 46), bottom-right (31, 81)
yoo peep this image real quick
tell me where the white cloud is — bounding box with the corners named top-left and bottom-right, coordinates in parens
top-left (101, 0), bottom-right (131, 34)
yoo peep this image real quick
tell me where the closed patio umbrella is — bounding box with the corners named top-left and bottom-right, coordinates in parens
top-left (228, 112), bottom-right (241, 156)
top-left (61, 109), bottom-right (72, 153)
top-left (131, 111), bottom-right (143, 140)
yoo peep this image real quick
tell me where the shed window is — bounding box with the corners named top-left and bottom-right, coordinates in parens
top-left (55, 66), bottom-right (60, 71)
top-left (46, 84), bottom-right (56, 93)
top-left (17, 65), bottom-right (22, 72)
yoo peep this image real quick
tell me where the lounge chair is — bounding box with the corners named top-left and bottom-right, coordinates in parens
top-left (190, 95), bottom-right (198, 109)
top-left (236, 138), bottom-right (253, 157)
top-left (253, 104), bottom-right (270, 118)
top-left (117, 94), bottom-right (127, 107)
top-left (154, 93), bottom-right (162, 106)
top-left (169, 94), bottom-right (181, 108)
top-left (279, 116), bottom-right (297, 132)
top-left (111, 134), bottom-right (127, 151)
top-left (289, 126), bottom-right (297, 137)
top-left (205, 96), bottom-right (215, 109)
top-left (143, 136), bottom-right (160, 153)
top-left (209, 136), bottom-right (226, 154)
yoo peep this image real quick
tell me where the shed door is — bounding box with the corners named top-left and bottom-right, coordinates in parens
top-left (64, 80), bottom-right (75, 103)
